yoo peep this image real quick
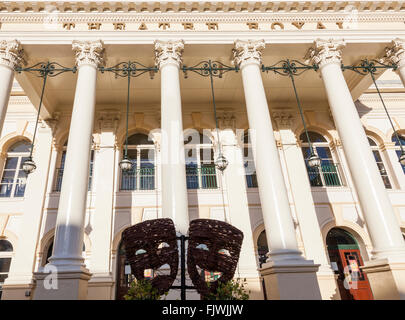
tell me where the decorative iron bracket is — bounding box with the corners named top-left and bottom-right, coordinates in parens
top-left (182, 60), bottom-right (238, 79)
top-left (341, 59), bottom-right (397, 75)
top-left (99, 61), bottom-right (158, 79)
top-left (261, 59), bottom-right (318, 76)
top-left (16, 61), bottom-right (77, 78)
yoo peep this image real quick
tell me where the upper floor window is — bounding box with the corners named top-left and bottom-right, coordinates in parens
top-left (53, 140), bottom-right (94, 192)
top-left (392, 133), bottom-right (405, 174)
top-left (0, 239), bottom-right (13, 299)
top-left (120, 133), bottom-right (155, 191)
top-left (300, 131), bottom-right (342, 187)
top-left (368, 137), bottom-right (392, 189)
top-left (242, 131), bottom-right (258, 188)
top-left (184, 132), bottom-right (217, 189)
top-left (0, 140), bottom-right (30, 198)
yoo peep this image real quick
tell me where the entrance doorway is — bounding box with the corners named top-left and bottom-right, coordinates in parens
top-left (326, 228), bottom-right (373, 300)
top-left (116, 241), bottom-right (135, 300)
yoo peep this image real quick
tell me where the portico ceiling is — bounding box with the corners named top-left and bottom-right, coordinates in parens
top-left (15, 41), bottom-right (389, 120)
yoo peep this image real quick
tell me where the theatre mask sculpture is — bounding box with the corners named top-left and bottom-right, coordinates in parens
top-left (122, 218), bottom-right (178, 294)
top-left (187, 219), bottom-right (244, 297)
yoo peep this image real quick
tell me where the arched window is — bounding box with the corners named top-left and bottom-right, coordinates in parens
top-left (242, 131), bottom-right (258, 188)
top-left (0, 140), bottom-right (30, 198)
top-left (300, 131), bottom-right (342, 187)
top-left (0, 239), bottom-right (13, 299)
top-left (120, 133), bottom-right (155, 191)
top-left (368, 137), bottom-right (392, 189)
top-left (53, 140), bottom-right (95, 192)
top-left (184, 132), bottom-right (217, 189)
top-left (392, 132), bottom-right (405, 174)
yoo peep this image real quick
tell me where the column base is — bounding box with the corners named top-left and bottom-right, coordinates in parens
top-left (87, 273), bottom-right (114, 300)
top-left (362, 258), bottom-right (405, 300)
top-left (260, 259), bottom-right (322, 300)
top-left (33, 269), bottom-right (92, 300)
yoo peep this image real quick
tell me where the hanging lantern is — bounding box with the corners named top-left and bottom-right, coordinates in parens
top-left (119, 157), bottom-right (133, 172)
top-left (215, 154), bottom-right (228, 171)
top-left (22, 157), bottom-right (37, 174)
top-left (399, 152), bottom-right (405, 166)
top-left (307, 153), bottom-right (321, 168)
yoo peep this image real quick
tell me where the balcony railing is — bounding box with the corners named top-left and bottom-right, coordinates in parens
top-left (306, 163), bottom-right (342, 187)
top-left (53, 167), bottom-right (93, 192)
top-left (121, 167), bottom-right (155, 191)
top-left (186, 164), bottom-right (218, 189)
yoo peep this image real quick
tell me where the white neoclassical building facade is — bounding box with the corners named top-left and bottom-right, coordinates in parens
top-left (0, 1), bottom-right (405, 300)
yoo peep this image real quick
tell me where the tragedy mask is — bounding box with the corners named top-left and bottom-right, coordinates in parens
top-left (122, 218), bottom-right (178, 294)
top-left (187, 219), bottom-right (244, 297)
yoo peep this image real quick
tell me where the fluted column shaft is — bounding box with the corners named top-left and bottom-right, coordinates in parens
top-left (155, 40), bottom-right (189, 235)
top-left (233, 40), bottom-right (303, 262)
top-left (49, 41), bottom-right (104, 271)
top-left (309, 39), bottom-right (405, 260)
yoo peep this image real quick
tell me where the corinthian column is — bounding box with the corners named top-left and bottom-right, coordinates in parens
top-left (308, 39), bottom-right (405, 299)
top-left (383, 39), bottom-right (405, 86)
top-left (33, 40), bottom-right (104, 300)
top-left (233, 40), bottom-right (321, 300)
top-left (0, 40), bottom-right (24, 133)
top-left (154, 40), bottom-right (189, 235)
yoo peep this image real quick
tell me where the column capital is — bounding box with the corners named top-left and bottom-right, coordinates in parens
top-left (72, 40), bottom-right (105, 68)
top-left (154, 39), bottom-right (184, 69)
top-left (306, 38), bottom-right (346, 68)
top-left (0, 39), bottom-right (25, 70)
top-left (382, 38), bottom-right (405, 69)
top-left (232, 39), bottom-right (265, 68)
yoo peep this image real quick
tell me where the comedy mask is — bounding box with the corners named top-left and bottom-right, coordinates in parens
top-left (187, 219), bottom-right (244, 297)
top-left (122, 218), bottom-right (178, 294)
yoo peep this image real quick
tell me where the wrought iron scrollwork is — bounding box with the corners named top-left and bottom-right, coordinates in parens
top-left (262, 59), bottom-right (318, 76)
top-left (182, 60), bottom-right (237, 79)
top-left (342, 59), bottom-right (397, 75)
top-left (99, 61), bottom-right (157, 79)
top-left (16, 61), bottom-right (77, 78)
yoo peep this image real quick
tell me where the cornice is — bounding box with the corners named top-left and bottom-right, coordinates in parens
top-left (2, 12), bottom-right (405, 24)
top-left (0, 1), bottom-right (404, 14)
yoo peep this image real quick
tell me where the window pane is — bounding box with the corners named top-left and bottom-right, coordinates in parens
top-left (316, 146), bottom-right (332, 160)
top-left (300, 131), bottom-right (326, 143)
top-left (8, 141), bottom-right (31, 153)
top-left (1, 170), bottom-right (16, 180)
top-left (140, 149), bottom-right (154, 163)
top-left (4, 157), bottom-right (18, 169)
top-left (0, 240), bottom-right (13, 252)
top-left (0, 258), bottom-right (11, 273)
top-left (0, 183), bottom-right (12, 197)
top-left (127, 133), bottom-right (153, 145)
top-left (372, 150), bottom-right (382, 162)
top-left (201, 164), bottom-right (217, 189)
top-left (186, 163), bottom-right (199, 189)
top-left (127, 149), bottom-right (137, 160)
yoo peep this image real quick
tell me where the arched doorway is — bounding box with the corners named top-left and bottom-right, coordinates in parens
top-left (256, 230), bottom-right (269, 300)
top-left (326, 228), bottom-right (373, 300)
top-left (115, 241), bottom-right (135, 300)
